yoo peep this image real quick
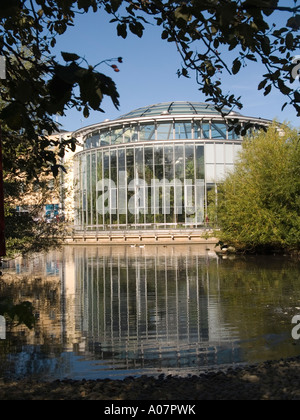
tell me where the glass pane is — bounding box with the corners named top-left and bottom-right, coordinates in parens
top-left (135, 147), bottom-right (144, 178)
top-left (132, 126), bottom-right (139, 142)
top-left (185, 145), bottom-right (195, 179)
top-left (205, 144), bottom-right (215, 164)
top-left (154, 146), bottom-right (164, 165)
top-left (126, 148), bottom-right (134, 180)
top-left (96, 151), bottom-right (103, 226)
top-left (215, 144), bottom-right (224, 164)
top-left (194, 121), bottom-right (202, 139)
top-left (91, 153), bottom-right (97, 225)
top-left (164, 146), bottom-right (174, 180)
top-left (144, 147), bottom-right (154, 166)
top-left (104, 151), bottom-right (110, 178)
top-left (164, 146), bottom-right (173, 165)
top-left (196, 146), bottom-right (205, 179)
top-left (203, 123), bottom-right (210, 139)
top-left (97, 151), bottom-right (103, 182)
top-left (175, 122), bottom-right (192, 139)
top-left (123, 126), bottom-right (132, 143)
top-left (228, 126), bottom-right (236, 140)
top-left (206, 164), bottom-right (215, 183)
top-left (175, 145), bottom-right (184, 181)
top-left (100, 130), bottom-right (110, 146)
top-left (144, 147), bottom-right (154, 184)
top-left (118, 187), bottom-right (127, 218)
top-left (154, 146), bottom-right (164, 179)
top-left (169, 103), bottom-right (195, 114)
top-left (110, 150), bottom-right (117, 183)
top-left (140, 124), bottom-right (155, 142)
top-left (164, 165), bottom-right (174, 179)
top-left (73, 157), bottom-right (80, 224)
top-left (118, 149), bottom-right (125, 171)
top-left (225, 144), bottom-right (234, 164)
top-left (157, 123), bottom-right (173, 140)
top-left (211, 123), bottom-right (227, 139)
top-left (86, 133), bottom-right (100, 149)
top-left (195, 179), bottom-right (205, 225)
top-left (86, 154), bottom-right (91, 225)
top-left (228, 125), bottom-right (243, 140)
top-left (111, 128), bottom-right (124, 144)
top-left (85, 137), bottom-right (91, 149)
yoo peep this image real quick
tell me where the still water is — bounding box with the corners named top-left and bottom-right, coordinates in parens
top-left (1, 245), bottom-right (300, 381)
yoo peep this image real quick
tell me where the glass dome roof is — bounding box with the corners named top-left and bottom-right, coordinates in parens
top-left (118, 101), bottom-right (240, 120)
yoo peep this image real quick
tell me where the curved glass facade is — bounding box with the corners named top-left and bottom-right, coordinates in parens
top-left (84, 120), bottom-right (241, 149)
top-left (74, 102), bottom-right (270, 230)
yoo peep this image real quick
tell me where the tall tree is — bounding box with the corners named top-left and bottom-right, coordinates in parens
top-left (211, 123), bottom-right (300, 252)
top-left (106, 0), bottom-right (300, 115)
top-left (0, 1), bottom-right (299, 178)
top-left (0, 0), bottom-right (121, 178)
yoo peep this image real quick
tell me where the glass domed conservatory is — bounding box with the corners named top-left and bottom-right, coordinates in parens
top-left (73, 102), bottom-right (270, 231)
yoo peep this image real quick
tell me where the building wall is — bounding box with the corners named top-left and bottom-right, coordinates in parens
top-left (13, 131), bottom-right (83, 222)
top-left (74, 138), bottom-right (242, 230)
top-left (73, 104), bottom-right (271, 231)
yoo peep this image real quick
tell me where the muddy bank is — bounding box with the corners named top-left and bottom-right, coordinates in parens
top-left (1, 357), bottom-right (300, 400)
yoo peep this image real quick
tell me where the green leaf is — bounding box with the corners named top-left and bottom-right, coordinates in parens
top-left (83, 105), bottom-right (90, 118)
top-left (258, 79), bottom-right (268, 91)
top-left (246, 54), bottom-right (257, 62)
top-left (129, 22), bottom-right (144, 38)
top-left (264, 84), bottom-right (272, 96)
top-left (232, 59), bottom-right (242, 75)
top-left (61, 52), bottom-right (81, 62)
top-left (117, 23), bottom-right (127, 39)
top-left (0, 0), bottom-right (19, 18)
top-left (0, 103), bottom-right (24, 130)
top-left (47, 73), bottom-right (73, 114)
top-left (182, 68), bottom-right (189, 78)
top-left (77, 0), bottom-right (94, 13)
top-left (287, 15), bottom-right (300, 30)
top-left (110, 0), bottom-right (122, 13)
top-left (278, 79), bottom-right (292, 96)
top-left (14, 80), bottom-right (33, 102)
top-left (285, 32), bottom-right (294, 50)
top-left (174, 6), bottom-right (192, 23)
top-left (79, 71), bottom-right (103, 110)
top-left (161, 30), bottom-right (169, 40)
top-left (294, 91), bottom-right (300, 103)
top-left (261, 37), bottom-right (271, 56)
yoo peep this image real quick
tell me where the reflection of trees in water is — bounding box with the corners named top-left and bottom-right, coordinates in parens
top-left (212, 257), bottom-right (300, 363)
top-left (0, 274), bottom-right (63, 374)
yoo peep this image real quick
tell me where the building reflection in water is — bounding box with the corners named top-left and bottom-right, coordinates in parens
top-left (2, 246), bottom-right (240, 380)
top-left (69, 246), bottom-right (239, 374)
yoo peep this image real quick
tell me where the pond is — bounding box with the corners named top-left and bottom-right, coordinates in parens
top-left (1, 245), bottom-right (300, 381)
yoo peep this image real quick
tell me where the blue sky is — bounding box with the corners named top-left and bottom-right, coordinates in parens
top-left (53, 6), bottom-right (300, 131)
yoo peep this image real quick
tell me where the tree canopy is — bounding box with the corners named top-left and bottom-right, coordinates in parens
top-left (0, 0), bottom-right (299, 178)
top-left (211, 123), bottom-right (300, 252)
top-left (107, 0), bottom-right (300, 114)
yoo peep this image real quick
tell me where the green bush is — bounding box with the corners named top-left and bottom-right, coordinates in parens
top-left (210, 123), bottom-right (300, 252)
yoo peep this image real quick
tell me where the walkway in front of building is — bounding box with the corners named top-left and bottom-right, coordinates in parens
top-left (65, 228), bottom-right (219, 246)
